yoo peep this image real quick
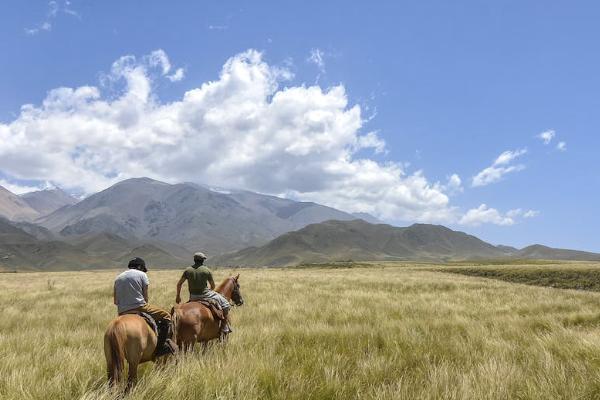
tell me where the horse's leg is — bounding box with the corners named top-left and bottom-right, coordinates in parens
top-left (125, 358), bottom-right (139, 393)
top-left (201, 341), bottom-right (208, 355)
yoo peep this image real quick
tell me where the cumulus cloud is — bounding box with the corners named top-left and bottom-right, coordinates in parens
top-left (0, 49), bottom-right (458, 223)
top-left (556, 141), bottom-right (567, 152)
top-left (167, 68), bottom-right (185, 82)
top-left (472, 148), bottom-right (527, 187)
top-left (144, 49), bottom-right (185, 82)
top-left (537, 129), bottom-right (555, 145)
top-left (439, 174), bottom-right (463, 195)
top-left (459, 205), bottom-right (538, 226)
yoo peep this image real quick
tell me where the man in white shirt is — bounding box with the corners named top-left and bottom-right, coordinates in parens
top-left (113, 257), bottom-right (175, 357)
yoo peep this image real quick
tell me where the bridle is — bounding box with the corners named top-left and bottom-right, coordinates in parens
top-left (230, 277), bottom-right (244, 306)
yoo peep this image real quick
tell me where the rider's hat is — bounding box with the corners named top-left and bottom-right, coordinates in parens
top-left (194, 252), bottom-right (207, 260)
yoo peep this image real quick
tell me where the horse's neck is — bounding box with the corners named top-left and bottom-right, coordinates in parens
top-left (216, 278), bottom-right (232, 300)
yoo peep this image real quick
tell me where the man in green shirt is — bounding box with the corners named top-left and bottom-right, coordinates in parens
top-left (175, 252), bottom-right (232, 334)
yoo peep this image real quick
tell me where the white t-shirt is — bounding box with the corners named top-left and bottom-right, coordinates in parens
top-left (114, 269), bottom-right (149, 314)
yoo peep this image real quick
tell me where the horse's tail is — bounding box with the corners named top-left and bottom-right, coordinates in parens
top-left (104, 320), bottom-right (126, 386)
top-left (170, 305), bottom-right (181, 345)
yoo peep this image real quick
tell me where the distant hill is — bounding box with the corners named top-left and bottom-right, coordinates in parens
top-left (39, 178), bottom-right (361, 255)
top-left (515, 244), bottom-right (600, 261)
top-left (21, 188), bottom-right (77, 216)
top-left (0, 186), bottom-right (39, 221)
top-left (0, 218), bottom-right (188, 271)
top-left (0, 217), bottom-right (90, 271)
top-left (211, 220), bottom-right (509, 266)
top-left (212, 220), bottom-right (600, 267)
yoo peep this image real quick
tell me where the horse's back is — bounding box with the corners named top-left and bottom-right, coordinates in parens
top-left (175, 302), bottom-right (220, 343)
top-left (105, 315), bottom-right (156, 363)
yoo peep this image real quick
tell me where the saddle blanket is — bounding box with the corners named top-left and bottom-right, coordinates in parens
top-left (188, 297), bottom-right (225, 321)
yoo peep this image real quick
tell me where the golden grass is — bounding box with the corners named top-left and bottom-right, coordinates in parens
top-left (2, 263), bottom-right (600, 399)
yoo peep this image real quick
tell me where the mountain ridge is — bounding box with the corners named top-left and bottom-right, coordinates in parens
top-left (38, 177), bottom-right (365, 255)
top-left (212, 219), bottom-right (600, 267)
top-left (0, 186), bottom-right (40, 221)
top-left (21, 188), bottom-right (78, 216)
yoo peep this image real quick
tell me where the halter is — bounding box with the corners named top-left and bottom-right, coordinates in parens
top-left (229, 277), bottom-right (244, 306)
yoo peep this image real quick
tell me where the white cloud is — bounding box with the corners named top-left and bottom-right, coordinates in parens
top-left (147, 50), bottom-right (172, 75)
top-left (523, 210), bottom-right (540, 218)
top-left (537, 129), bottom-right (555, 145)
top-left (25, 22), bottom-right (52, 35)
top-left (460, 204), bottom-right (515, 226)
top-left (459, 205), bottom-right (539, 226)
top-left (472, 148), bottom-right (527, 187)
top-left (145, 50), bottom-right (185, 82)
top-left (356, 131), bottom-right (386, 154)
top-left (557, 141), bottom-right (567, 152)
top-left (167, 68), bottom-right (185, 82)
top-left (0, 49), bottom-right (456, 223)
top-left (24, 1), bottom-right (80, 36)
top-left (439, 174), bottom-right (463, 194)
top-left (307, 48), bottom-right (326, 72)
top-left (0, 179), bottom-right (51, 195)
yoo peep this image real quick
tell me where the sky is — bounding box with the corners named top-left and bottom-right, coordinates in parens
top-left (0, 1), bottom-right (599, 251)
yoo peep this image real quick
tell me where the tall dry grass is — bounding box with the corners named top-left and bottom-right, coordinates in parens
top-left (2, 264), bottom-right (600, 399)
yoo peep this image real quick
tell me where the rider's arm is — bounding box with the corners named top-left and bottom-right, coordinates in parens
top-left (142, 284), bottom-right (148, 303)
top-left (209, 277), bottom-right (215, 290)
top-left (175, 274), bottom-right (186, 303)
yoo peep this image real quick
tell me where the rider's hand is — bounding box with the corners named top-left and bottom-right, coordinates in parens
top-left (175, 295), bottom-right (181, 304)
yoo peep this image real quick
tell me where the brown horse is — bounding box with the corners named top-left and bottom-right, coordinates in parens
top-left (172, 274), bottom-right (244, 352)
top-left (103, 314), bottom-right (170, 390)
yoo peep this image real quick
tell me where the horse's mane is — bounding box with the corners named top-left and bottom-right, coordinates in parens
top-left (215, 276), bottom-right (232, 293)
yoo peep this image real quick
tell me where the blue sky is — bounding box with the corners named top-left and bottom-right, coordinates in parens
top-left (0, 1), bottom-right (598, 251)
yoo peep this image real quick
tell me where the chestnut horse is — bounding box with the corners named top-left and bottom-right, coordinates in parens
top-left (103, 314), bottom-right (172, 390)
top-left (172, 274), bottom-right (244, 352)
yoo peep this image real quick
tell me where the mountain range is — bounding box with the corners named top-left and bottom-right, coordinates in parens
top-left (212, 219), bottom-right (600, 266)
top-left (36, 178), bottom-right (361, 255)
top-left (0, 178), bottom-right (369, 269)
top-left (0, 178), bottom-right (599, 270)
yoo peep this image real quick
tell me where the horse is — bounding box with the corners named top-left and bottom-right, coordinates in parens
top-left (103, 313), bottom-right (173, 390)
top-left (172, 274), bottom-right (244, 352)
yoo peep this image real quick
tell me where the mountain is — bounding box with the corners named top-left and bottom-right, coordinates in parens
top-left (515, 244), bottom-right (600, 261)
top-left (21, 188), bottom-right (77, 216)
top-left (0, 218), bottom-right (189, 271)
top-left (0, 186), bottom-right (39, 221)
top-left (213, 220), bottom-right (600, 267)
top-left (0, 217), bottom-right (90, 271)
top-left (496, 245), bottom-right (518, 253)
top-left (351, 212), bottom-right (382, 224)
top-left (39, 178), bottom-right (361, 255)
top-left (212, 220), bottom-right (509, 266)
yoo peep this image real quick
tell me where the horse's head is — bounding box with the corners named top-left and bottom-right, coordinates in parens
top-left (230, 274), bottom-right (244, 306)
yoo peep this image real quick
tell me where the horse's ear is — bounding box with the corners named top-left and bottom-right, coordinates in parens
top-left (235, 274), bottom-right (240, 281)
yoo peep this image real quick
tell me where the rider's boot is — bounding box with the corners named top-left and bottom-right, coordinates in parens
top-left (220, 308), bottom-right (232, 335)
top-left (154, 319), bottom-right (178, 358)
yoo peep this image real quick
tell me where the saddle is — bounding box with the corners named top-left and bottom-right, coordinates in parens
top-left (188, 298), bottom-right (225, 321)
top-left (122, 311), bottom-right (158, 335)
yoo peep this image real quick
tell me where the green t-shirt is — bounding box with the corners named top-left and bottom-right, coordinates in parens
top-left (184, 265), bottom-right (213, 295)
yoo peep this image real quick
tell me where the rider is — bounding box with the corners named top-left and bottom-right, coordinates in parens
top-left (175, 252), bottom-right (233, 334)
top-left (113, 257), bottom-right (176, 357)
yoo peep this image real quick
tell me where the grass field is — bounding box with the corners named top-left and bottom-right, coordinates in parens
top-left (3, 262), bottom-right (600, 399)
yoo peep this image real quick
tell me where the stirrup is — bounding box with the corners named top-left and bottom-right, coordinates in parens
top-left (155, 339), bottom-right (177, 358)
